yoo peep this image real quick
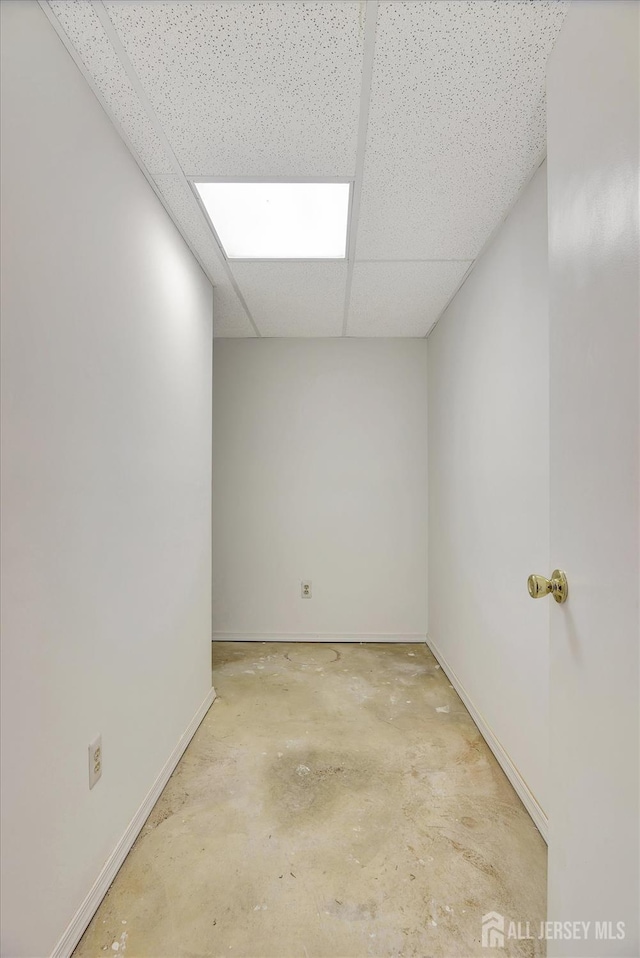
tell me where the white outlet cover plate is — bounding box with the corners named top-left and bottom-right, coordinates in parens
top-left (89, 734), bottom-right (102, 790)
top-left (301, 581), bottom-right (312, 598)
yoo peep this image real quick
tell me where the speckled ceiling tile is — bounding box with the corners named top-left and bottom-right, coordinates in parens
top-left (44, 0), bottom-right (569, 338)
top-left (103, 0), bottom-right (365, 177)
top-left (48, 0), bottom-right (174, 175)
top-left (356, 0), bottom-right (569, 260)
top-left (212, 283), bottom-right (257, 339)
top-left (230, 262), bottom-right (348, 337)
top-left (347, 260), bottom-right (471, 337)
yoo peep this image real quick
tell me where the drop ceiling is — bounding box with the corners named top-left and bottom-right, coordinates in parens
top-left (42, 0), bottom-right (568, 338)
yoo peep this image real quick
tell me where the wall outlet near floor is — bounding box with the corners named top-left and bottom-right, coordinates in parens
top-left (88, 734), bottom-right (102, 789)
top-left (301, 580), bottom-right (312, 598)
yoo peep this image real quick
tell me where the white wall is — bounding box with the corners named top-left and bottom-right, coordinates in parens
top-left (0, 4), bottom-right (213, 956)
top-left (427, 162), bottom-right (549, 821)
top-left (212, 339), bottom-right (428, 639)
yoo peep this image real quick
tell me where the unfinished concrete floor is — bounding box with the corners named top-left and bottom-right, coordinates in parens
top-left (74, 643), bottom-right (546, 958)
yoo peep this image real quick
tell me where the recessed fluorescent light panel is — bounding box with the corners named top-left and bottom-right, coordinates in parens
top-left (193, 180), bottom-right (351, 259)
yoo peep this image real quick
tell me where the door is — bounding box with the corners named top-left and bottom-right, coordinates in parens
top-left (546, 2), bottom-right (639, 956)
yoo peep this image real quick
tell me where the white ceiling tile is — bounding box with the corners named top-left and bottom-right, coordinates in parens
top-left (45, 0), bottom-right (569, 338)
top-left (154, 175), bottom-right (256, 337)
top-left (213, 285), bottom-right (256, 338)
top-left (347, 261), bottom-right (471, 337)
top-left (49, 0), bottom-right (174, 175)
top-left (103, 0), bottom-right (365, 177)
top-left (356, 0), bottom-right (568, 260)
top-left (230, 263), bottom-right (347, 337)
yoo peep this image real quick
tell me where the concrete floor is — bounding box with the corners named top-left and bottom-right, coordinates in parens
top-left (74, 643), bottom-right (546, 958)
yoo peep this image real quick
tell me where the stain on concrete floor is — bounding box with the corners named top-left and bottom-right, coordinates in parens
top-left (73, 643), bottom-right (546, 958)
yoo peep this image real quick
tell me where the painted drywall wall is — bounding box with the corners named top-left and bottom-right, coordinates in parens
top-left (0, 3), bottom-right (213, 956)
top-left (427, 162), bottom-right (549, 817)
top-left (212, 339), bottom-right (428, 639)
top-left (546, 2), bottom-right (639, 953)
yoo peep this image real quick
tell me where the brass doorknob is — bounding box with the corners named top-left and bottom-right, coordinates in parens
top-left (527, 569), bottom-right (568, 604)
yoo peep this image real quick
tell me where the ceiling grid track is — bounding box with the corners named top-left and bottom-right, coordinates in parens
top-left (341, 0), bottom-right (378, 337)
top-left (90, 0), bottom-right (262, 338)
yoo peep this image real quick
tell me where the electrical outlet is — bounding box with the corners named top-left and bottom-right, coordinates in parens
top-left (301, 580), bottom-right (312, 598)
top-left (89, 735), bottom-right (102, 789)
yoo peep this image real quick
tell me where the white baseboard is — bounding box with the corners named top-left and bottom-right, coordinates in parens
top-left (425, 635), bottom-right (548, 843)
top-left (50, 686), bottom-right (216, 958)
top-left (212, 632), bottom-right (427, 643)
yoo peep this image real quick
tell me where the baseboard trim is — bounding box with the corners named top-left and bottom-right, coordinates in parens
top-left (425, 634), bottom-right (548, 843)
top-left (212, 632), bottom-right (427, 643)
top-left (50, 686), bottom-right (217, 958)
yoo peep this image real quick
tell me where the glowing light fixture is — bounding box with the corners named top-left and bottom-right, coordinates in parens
top-left (192, 180), bottom-right (351, 259)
